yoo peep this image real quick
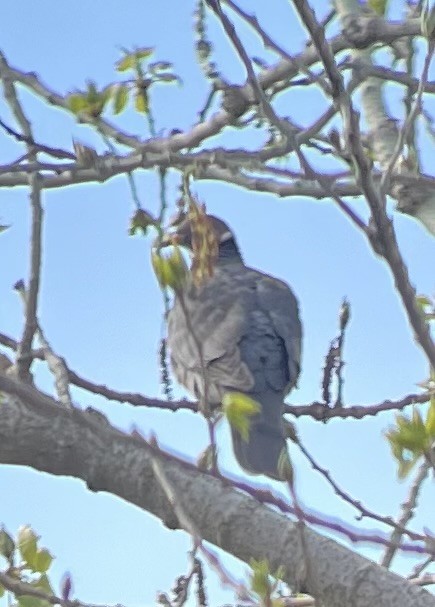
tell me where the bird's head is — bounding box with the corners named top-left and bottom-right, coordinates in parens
top-left (159, 212), bottom-right (241, 260)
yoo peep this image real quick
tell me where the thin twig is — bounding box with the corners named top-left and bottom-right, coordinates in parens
top-left (0, 51), bottom-right (42, 381)
top-left (223, 0), bottom-right (328, 96)
top-left (409, 573), bottom-right (435, 587)
top-left (0, 570), bottom-right (104, 607)
top-left (14, 281), bottom-right (72, 407)
top-left (380, 460), bottom-right (431, 568)
top-left (206, 0), bottom-right (292, 135)
top-left (159, 549), bottom-right (199, 607)
top-left (297, 437), bottom-right (425, 544)
top-left (198, 543), bottom-right (252, 601)
top-left (0, 331), bottom-right (432, 419)
top-left (0, 117), bottom-right (75, 159)
top-left (207, 0), bottom-right (368, 235)
top-left (409, 556), bottom-right (434, 580)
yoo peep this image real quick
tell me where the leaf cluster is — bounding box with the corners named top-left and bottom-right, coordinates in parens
top-left (0, 526), bottom-right (55, 607)
top-left (386, 399), bottom-right (435, 478)
top-left (250, 558), bottom-right (286, 607)
top-left (67, 47), bottom-right (181, 119)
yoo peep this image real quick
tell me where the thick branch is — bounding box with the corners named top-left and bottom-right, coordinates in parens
top-left (0, 373), bottom-right (434, 607)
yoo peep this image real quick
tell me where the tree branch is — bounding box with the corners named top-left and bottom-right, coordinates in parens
top-left (0, 372), bottom-right (434, 607)
top-left (0, 52), bottom-right (43, 381)
top-left (289, 0), bottom-right (435, 369)
top-left (381, 460), bottom-right (431, 569)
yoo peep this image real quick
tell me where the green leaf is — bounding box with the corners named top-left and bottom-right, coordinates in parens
top-left (116, 48), bottom-right (154, 72)
top-left (416, 295), bottom-right (432, 309)
top-left (412, 407), bottom-right (424, 428)
top-left (393, 424), bottom-right (427, 451)
top-left (67, 82), bottom-right (110, 118)
top-left (386, 432), bottom-right (420, 479)
top-left (135, 91), bottom-right (149, 114)
top-left (18, 526), bottom-right (38, 567)
top-left (135, 47), bottom-right (154, 60)
top-left (14, 575), bottom-right (54, 607)
top-left (101, 84), bottom-right (113, 104)
top-left (18, 596), bottom-right (50, 607)
top-left (0, 584), bottom-right (4, 598)
top-left (85, 80), bottom-right (99, 102)
top-left (386, 409), bottom-right (429, 479)
top-left (222, 392), bottom-right (260, 441)
top-left (17, 577), bottom-right (54, 607)
top-left (368, 0), bottom-right (388, 16)
top-left (277, 449), bottom-right (293, 483)
top-left (66, 94), bottom-right (89, 114)
top-left (250, 559), bottom-right (272, 601)
top-left (129, 209), bottom-right (156, 236)
top-left (33, 549), bottom-right (53, 574)
top-left (82, 81), bottom-right (110, 117)
top-left (32, 573), bottom-right (53, 595)
top-left (149, 61), bottom-right (173, 72)
top-left (116, 54), bottom-right (136, 72)
top-left (151, 247), bottom-right (188, 291)
top-left (398, 452), bottom-right (421, 480)
top-left (155, 73), bottom-right (181, 84)
top-left (425, 397), bottom-right (435, 437)
top-left (113, 84), bottom-right (129, 114)
top-left (0, 527), bottom-right (15, 561)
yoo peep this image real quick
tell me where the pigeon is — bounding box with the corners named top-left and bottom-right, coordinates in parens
top-left (164, 213), bottom-right (302, 479)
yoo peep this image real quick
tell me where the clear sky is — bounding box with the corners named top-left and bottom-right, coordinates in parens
top-left (1, 1), bottom-right (435, 605)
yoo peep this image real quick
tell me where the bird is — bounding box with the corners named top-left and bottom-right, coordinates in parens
top-left (164, 212), bottom-right (302, 480)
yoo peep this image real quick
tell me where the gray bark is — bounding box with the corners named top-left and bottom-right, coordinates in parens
top-left (0, 372), bottom-right (434, 607)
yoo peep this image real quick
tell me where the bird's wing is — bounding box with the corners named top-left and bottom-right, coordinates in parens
top-left (251, 269), bottom-right (302, 391)
top-left (167, 269), bottom-right (254, 401)
top-left (167, 266), bottom-right (301, 401)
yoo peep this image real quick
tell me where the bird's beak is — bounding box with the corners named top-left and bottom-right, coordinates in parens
top-left (157, 219), bottom-right (191, 249)
top-left (154, 227), bottom-right (186, 250)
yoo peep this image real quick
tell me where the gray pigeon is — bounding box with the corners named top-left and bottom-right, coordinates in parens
top-left (165, 214), bottom-right (302, 480)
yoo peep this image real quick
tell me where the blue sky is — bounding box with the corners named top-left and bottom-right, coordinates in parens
top-left (1, 1), bottom-right (435, 604)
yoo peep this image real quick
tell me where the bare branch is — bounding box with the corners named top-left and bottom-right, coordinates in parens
top-left (346, 61), bottom-right (435, 95)
top-left (296, 436), bottom-right (425, 544)
top-left (289, 1), bottom-right (435, 369)
top-left (287, 392), bottom-right (432, 421)
top-left (1, 331), bottom-right (431, 420)
top-left (0, 52), bottom-right (43, 381)
top-left (223, 0), bottom-right (329, 93)
top-left (381, 461), bottom-right (431, 569)
top-left (409, 574), bottom-right (435, 587)
top-left (0, 117), bottom-right (76, 159)
top-left (14, 281), bottom-right (72, 407)
top-left (0, 571), bottom-right (105, 607)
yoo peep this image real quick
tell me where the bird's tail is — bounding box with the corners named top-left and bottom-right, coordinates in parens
top-left (230, 390), bottom-right (287, 480)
